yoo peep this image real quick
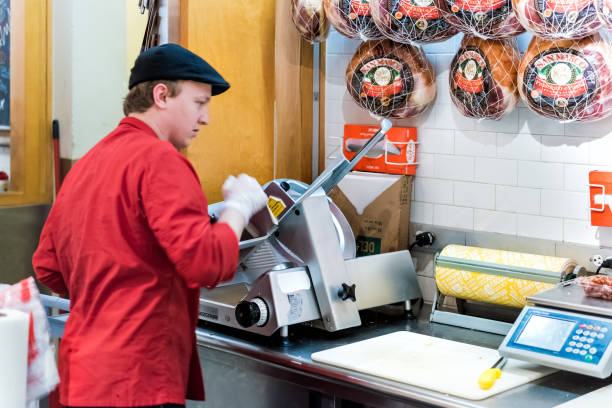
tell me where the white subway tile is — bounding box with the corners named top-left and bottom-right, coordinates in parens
top-left (564, 164), bottom-right (612, 193)
top-left (326, 123), bottom-right (344, 140)
top-left (410, 201), bottom-right (434, 225)
top-left (565, 115), bottom-right (612, 138)
top-left (434, 204), bottom-right (474, 230)
top-left (518, 107), bottom-right (564, 136)
top-left (589, 137), bottom-right (612, 166)
top-left (395, 105), bottom-right (436, 129)
top-left (434, 54), bottom-right (453, 105)
top-left (434, 155), bottom-right (474, 181)
top-left (423, 34), bottom-right (460, 54)
top-left (415, 153), bottom-right (435, 178)
top-left (474, 209), bottom-right (517, 235)
top-left (516, 32), bottom-right (532, 53)
top-left (564, 219), bottom-right (612, 247)
top-left (414, 178), bottom-right (453, 204)
top-left (325, 30), bottom-right (360, 54)
top-left (518, 161), bottom-right (563, 189)
top-left (325, 137), bottom-right (343, 152)
top-left (326, 146), bottom-right (341, 161)
top-left (497, 133), bottom-right (541, 161)
top-left (326, 81), bottom-right (349, 101)
top-left (541, 136), bottom-right (589, 164)
top-left (475, 158), bottom-right (517, 185)
top-left (564, 164), bottom-right (591, 193)
top-left (454, 181), bottom-right (495, 209)
top-left (434, 104), bottom-right (476, 131)
top-left (517, 214), bottom-right (563, 241)
top-left (326, 54), bottom-right (351, 79)
top-left (541, 190), bottom-right (589, 220)
top-left (564, 219), bottom-right (600, 246)
top-left (455, 130), bottom-right (496, 157)
top-left (418, 129), bottom-right (454, 154)
top-left (496, 186), bottom-right (540, 215)
top-left (475, 108), bottom-right (519, 134)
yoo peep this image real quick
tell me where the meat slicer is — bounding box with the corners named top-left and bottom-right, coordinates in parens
top-left (200, 119), bottom-right (422, 340)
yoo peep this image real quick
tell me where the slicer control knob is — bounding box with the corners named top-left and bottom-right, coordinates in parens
top-left (235, 297), bottom-right (269, 328)
top-left (338, 283), bottom-right (356, 302)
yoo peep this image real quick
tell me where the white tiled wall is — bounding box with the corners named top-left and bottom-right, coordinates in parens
top-left (324, 29), bottom-right (612, 249)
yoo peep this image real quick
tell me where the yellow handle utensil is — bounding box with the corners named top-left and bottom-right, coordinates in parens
top-left (478, 357), bottom-right (507, 390)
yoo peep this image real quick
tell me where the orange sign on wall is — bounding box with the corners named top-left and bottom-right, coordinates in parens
top-left (589, 171), bottom-right (612, 227)
top-left (343, 124), bottom-right (418, 175)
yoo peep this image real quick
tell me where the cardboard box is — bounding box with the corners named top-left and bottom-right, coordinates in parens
top-left (343, 124), bottom-right (417, 175)
top-left (590, 170), bottom-right (612, 227)
top-left (329, 171), bottom-right (412, 256)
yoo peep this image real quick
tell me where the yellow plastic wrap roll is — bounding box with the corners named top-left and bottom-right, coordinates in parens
top-left (435, 245), bottom-right (577, 308)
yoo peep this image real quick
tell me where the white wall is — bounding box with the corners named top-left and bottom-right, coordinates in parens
top-left (53, 0), bottom-right (127, 160)
top-left (325, 30), bottom-right (612, 249)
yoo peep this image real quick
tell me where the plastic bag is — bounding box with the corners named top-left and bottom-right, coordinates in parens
top-left (580, 275), bottom-right (612, 300)
top-left (0, 277), bottom-right (60, 403)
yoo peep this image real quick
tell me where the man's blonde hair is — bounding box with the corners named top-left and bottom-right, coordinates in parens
top-left (122, 80), bottom-right (182, 116)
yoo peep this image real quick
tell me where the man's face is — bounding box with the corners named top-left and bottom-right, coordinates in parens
top-left (164, 81), bottom-right (212, 149)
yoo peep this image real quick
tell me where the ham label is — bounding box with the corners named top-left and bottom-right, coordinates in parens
top-left (451, 0), bottom-right (506, 12)
top-left (445, 0), bottom-right (512, 26)
top-left (524, 48), bottom-right (598, 117)
top-left (358, 58), bottom-right (409, 101)
top-left (534, 0), bottom-right (595, 23)
top-left (454, 49), bottom-right (488, 93)
top-left (397, 0), bottom-right (441, 20)
top-left (347, 0), bottom-right (373, 18)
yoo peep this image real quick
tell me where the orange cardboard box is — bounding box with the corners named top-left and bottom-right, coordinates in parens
top-left (590, 171), bottom-right (612, 227)
top-left (343, 124), bottom-right (417, 175)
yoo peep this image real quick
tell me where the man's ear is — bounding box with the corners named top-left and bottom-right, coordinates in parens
top-left (152, 83), bottom-right (170, 108)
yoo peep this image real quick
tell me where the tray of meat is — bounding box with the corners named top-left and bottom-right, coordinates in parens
top-left (580, 275), bottom-right (612, 300)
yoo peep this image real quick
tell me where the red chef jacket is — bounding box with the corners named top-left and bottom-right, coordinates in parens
top-left (33, 117), bottom-right (239, 406)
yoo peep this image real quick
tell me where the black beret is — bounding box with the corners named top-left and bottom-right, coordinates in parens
top-left (128, 43), bottom-right (230, 95)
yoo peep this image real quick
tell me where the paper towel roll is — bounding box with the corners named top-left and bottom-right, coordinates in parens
top-left (435, 245), bottom-right (576, 308)
top-left (0, 308), bottom-right (29, 408)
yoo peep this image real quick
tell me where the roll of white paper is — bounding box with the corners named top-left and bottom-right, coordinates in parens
top-left (0, 308), bottom-right (29, 408)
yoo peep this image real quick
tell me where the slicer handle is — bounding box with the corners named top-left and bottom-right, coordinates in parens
top-left (338, 283), bottom-right (356, 302)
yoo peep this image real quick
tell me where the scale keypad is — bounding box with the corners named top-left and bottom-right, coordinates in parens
top-left (563, 323), bottom-right (608, 363)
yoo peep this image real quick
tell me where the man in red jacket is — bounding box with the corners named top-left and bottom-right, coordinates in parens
top-left (32, 44), bottom-right (268, 408)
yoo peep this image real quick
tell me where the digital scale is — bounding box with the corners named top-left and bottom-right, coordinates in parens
top-left (500, 279), bottom-right (612, 378)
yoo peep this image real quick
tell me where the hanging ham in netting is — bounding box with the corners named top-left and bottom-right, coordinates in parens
top-left (324, 0), bottom-right (384, 40)
top-left (291, 0), bottom-right (330, 43)
top-left (596, 0), bottom-right (612, 30)
top-left (346, 39), bottom-right (437, 118)
top-left (449, 36), bottom-right (520, 120)
top-left (434, 0), bottom-right (524, 39)
top-left (513, 0), bottom-right (602, 39)
top-left (518, 34), bottom-right (612, 122)
top-left (369, 0), bottom-right (458, 44)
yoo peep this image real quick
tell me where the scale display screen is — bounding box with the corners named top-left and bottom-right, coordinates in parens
top-left (516, 315), bottom-right (575, 352)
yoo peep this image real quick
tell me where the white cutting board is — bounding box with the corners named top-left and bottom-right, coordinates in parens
top-left (311, 331), bottom-right (557, 400)
top-left (554, 383), bottom-right (612, 407)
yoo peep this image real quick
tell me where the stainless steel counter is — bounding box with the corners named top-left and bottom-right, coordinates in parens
top-left (195, 304), bottom-right (611, 408)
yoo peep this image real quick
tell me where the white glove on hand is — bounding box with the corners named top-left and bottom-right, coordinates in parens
top-left (222, 174), bottom-right (268, 224)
